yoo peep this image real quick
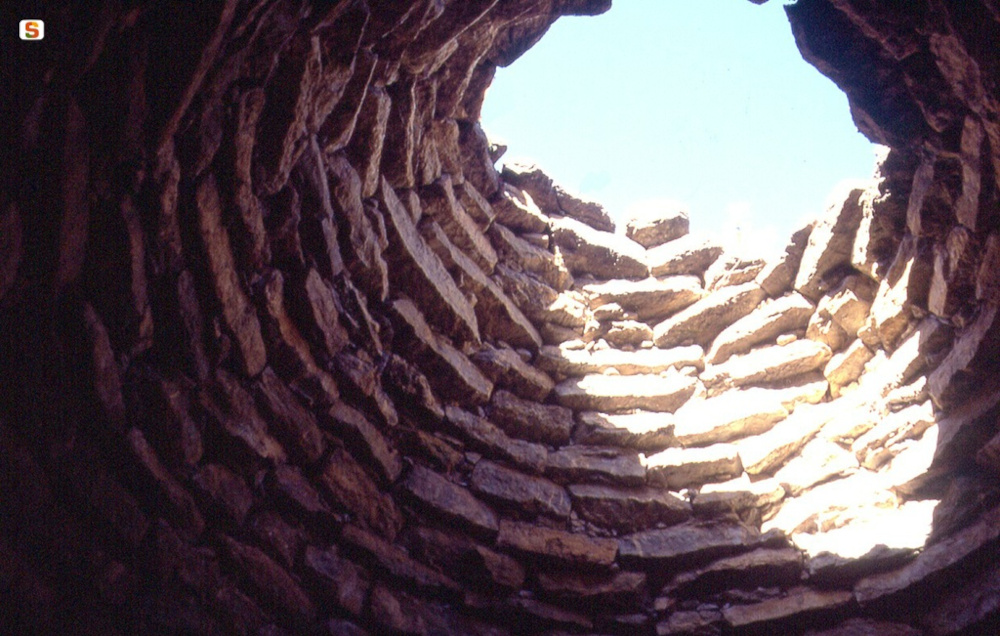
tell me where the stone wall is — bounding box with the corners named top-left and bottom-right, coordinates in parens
top-left (1, 1), bottom-right (999, 634)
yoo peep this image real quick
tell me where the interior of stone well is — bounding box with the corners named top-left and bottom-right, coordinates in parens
top-left (2, 1), bottom-right (1000, 635)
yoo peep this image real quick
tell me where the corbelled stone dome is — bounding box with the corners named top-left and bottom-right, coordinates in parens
top-left (2, 1), bottom-right (999, 634)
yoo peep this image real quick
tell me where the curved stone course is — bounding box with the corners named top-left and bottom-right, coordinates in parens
top-left (1, 1), bottom-right (1000, 635)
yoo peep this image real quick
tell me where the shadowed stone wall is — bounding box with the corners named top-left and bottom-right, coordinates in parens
top-left (1, 1), bottom-right (999, 634)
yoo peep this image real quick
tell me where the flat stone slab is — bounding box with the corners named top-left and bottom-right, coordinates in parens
top-left (471, 344), bottom-right (554, 402)
top-left (733, 400), bottom-right (839, 475)
top-left (583, 276), bottom-right (705, 321)
top-left (722, 587), bottom-right (853, 631)
top-left (693, 475), bottom-right (786, 516)
top-left (653, 282), bottom-right (766, 348)
top-left (646, 234), bottom-right (723, 277)
top-left (442, 407), bottom-right (548, 474)
top-left (673, 387), bottom-right (790, 446)
top-left (795, 183), bottom-right (866, 302)
top-left (643, 444), bottom-right (743, 490)
top-left (569, 483), bottom-right (691, 533)
top-left (545, 445), bottom-right (647, 487)
top-left (379, 179), bottom-right (480, 344)
top-left (665, 547), bottom-right (803, 597)
top-left (707, 292), bottom-right (816, 364)
top-left (497, 519), bottom-right (618, 567)
top-left (536, 569), bottom-right (646, 601)
top-left (470, 459), bottom-right (571, 519)
top-left (551, 216), bottom-right (649, 280)
top-left (390, 299), bottom-right (494, 405)
top-left (489, 389), bottom-right (574, 446)
top-left (573, 410), bottom-right (677, 451)
top-left (854, 503), bottom-right (1000, 605)
top-left (625, 203), bottom-right (689, 248)
top-left (555, 185), bottom-right (616, 233)
top-left (538, 344), bottom-right (704, 377)
top-left (554, 373), bottom-right (699, 413)
top-left (702, 339), bottom-right (833, 395)
top-left (401, 465), bottom-right (499, 539)
top-left (618, 522), bottom-right (762, 567)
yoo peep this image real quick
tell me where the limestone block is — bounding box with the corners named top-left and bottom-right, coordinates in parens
top-left (470, 344), bottom-right (554, 401)
top-left (318, 447), bottom-right (403, 540)
top-left (380, 179), bottom-right (481, 344)
top-left (705, 254), bottom-right (766, 292)
top-left (470, 460), bottom-right (571, 518)
top-left (824, 339), bottom-right (875, 396)
top-left (545, 445), bottom-right (647, 486)
top-left (497, 520), bottom-right (618, 567)
top-left (554, 184), bottom-right (615, 232)
top-left (708, 292), bottom-right (816, 364)
top-left (644, 444), bottom-right (743, 490)
top-left (702, 340), bottom-right (832, 395)
top-left (568, 483), bottom-right (691, 533)
top-left (419, 175), bottom-right (498, 272)
top-left (625, 202), bottom-right (690, 248)
top-left (573, 410), bottom-right (677, 451)
top-left (442, 407), bottom-right (548, 474)
top-left (653, 282), bottom-right (767, 349)
top-left (389, 299), bottom-right (493, 405)
top-left (584, 275), bottom-right (705, 321)
top-left (722, 587), bottom-right (852, 631)
top-left (928, 303), bottom-right (1000, 409)
top-left (489, 389), bottom-right (573, 446)
top-left (554, 372), bottom-right (699, 413)
top-left (490, 183), bottom-right (549, 233)
top-left (605, 320), bottom-right (653, 347)
top-left (538, 344), bottom-right (704, 377)
top-left (646, 234), bottom-right (724, 277)
top-left (618, 522), bottom-right (763, 567)
top-left (401, 465), bottom-right (499, 539)
top-left (501, 161), bottom-right (559, 213)
top-left (757, 223), bottom-right (812, 297)
top-left (551, 216), bottom-right (649, 280)
top-left (673, 387), bottom-right (790, 446)
top-left (795, 183), bottom-right (866, 301)
top-left (488, 221), bottom-right (570, 290)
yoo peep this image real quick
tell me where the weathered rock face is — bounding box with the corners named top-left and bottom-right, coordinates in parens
top-left (2, 0), bottom-right (1000, 634)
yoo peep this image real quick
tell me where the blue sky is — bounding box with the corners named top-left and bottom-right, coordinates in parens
top-left (480, 0), bottom-right (880, 255)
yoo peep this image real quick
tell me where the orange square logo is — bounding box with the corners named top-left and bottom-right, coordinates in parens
top-left (19, 20), bottom-right (44, 40)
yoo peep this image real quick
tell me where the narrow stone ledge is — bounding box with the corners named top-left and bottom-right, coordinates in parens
top-left (721, 587), bottom-right (854, 633)
top-left (653, 282), bottom-right (767, 348)
top-left (554, 372), bottom-right (699, 413)
top-left (617, 522), bottom-right (767, 568)
top-left (568, 483), bottom-right (692, 534)
top-left (643, 444), bottom-right (743, 491)
top-left (497, 519), bottom-right (618, 567)
top-left (470, 459), bottom-right (571, 519)
top-left (583, 276), bottom-right (706, 322)
top-left (573, 410), bottom-right (677, 451)
top-left (390, 298), bottom-right (494, 405)
top-left (539, 344), bottom-right (704, 377)
top-left (401, 465), bottom-right (499, 540)
top-left (545, 445), bottom-right (647, 487)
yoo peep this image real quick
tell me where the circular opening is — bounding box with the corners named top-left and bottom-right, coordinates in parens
top-left (483, 0), bottom-right (880, 255)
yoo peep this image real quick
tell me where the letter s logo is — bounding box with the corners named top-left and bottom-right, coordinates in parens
top-left (19, 20), bottom-right (44, 40)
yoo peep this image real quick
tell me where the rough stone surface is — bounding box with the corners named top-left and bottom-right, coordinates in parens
top-left (646, 234), bottom-right (724, 277)
top-left (554, 372), bottom-right (699, 413)
top-left (568, 484), bottom-right (691, 533)
top-left (625, 203), bottom-right (690, 248)
top-left (653, 282), bottom-right (767, 348)
top-left (9, 0), bottom-right (1000, 633)
top-left (708, 293), bottom-right (816, 364)
top-left (551, 216), bottom-right (649, 280)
